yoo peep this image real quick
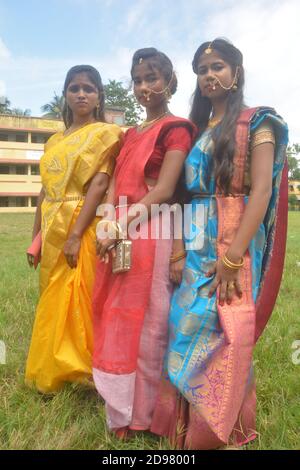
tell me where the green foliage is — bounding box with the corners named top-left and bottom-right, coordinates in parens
top-left (287, 144), bottom-right (300, 180)
top-left (288, 194), bottom-right (298, 207)
top-left (0, 97), bottom-right (31, 116)
top-left (104, 80), bottom-right (142, 126)
top-left (41, 93), bottom-right (64, 120)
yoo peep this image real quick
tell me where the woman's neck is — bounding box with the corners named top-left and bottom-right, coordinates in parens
top-left (210, 97), bottom-right (228, 120)
top-left (146, 103), bottom-right (169, 121)
top-left (71, 114), bottom-right (96, 127)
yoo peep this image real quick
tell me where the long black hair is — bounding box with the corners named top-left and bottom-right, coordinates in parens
top-left (131, 47), bottom-right (178, 95)
top-left (190, 38), bottom-right (245, 194)
top-left (62, 65), bottom-right (106, 128)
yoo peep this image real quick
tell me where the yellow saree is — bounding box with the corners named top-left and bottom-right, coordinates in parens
top-left (25, 122), bottom-right (122, 393)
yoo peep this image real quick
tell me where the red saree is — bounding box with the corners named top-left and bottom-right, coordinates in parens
top-left (92, 116), bottom-right (197, 430)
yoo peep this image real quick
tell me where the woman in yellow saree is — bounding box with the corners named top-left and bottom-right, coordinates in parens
top-left (25, 65), bottom-right (122, 393)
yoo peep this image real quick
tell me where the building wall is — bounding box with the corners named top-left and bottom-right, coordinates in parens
top-left (288, 180), bottom-right (300, 203)
top-left (0, 111), bottom-right (125, 213)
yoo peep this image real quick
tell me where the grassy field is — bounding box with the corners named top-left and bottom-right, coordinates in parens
top-left (0, 213), bottom-right (299, 450)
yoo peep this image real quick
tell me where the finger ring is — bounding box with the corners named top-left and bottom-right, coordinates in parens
top-left (228, 281), bottom-right (235, 290)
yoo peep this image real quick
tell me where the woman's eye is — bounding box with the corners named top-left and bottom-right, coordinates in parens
top-left (68, 85), bottom-right (79, 93)
top-left (197, 68), bottom-right (206, 75)
top-left (83, 85), bottom-right (96, 93)
top-left (213, 64), bottom-right (223, 71)
top-left (68, 85), bottom-right (96, 93)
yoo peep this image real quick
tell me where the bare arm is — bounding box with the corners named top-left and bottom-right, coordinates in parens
top-left (226, 141), bottom-right (274, 262)
top-left (32, 187), bottom-right (45, 240)
top-left (208, 141), bottom-right (274, 305)
top-left (64, 172), bottom-right (109, 268)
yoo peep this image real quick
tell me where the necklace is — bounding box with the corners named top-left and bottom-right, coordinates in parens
top-left (139, 111), bottom-right (169, 130)
top-left (207, 117), bottom-right (222, 129)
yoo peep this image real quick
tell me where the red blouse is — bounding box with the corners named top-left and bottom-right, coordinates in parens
top-left (126, 126), bottom-right (193, 179)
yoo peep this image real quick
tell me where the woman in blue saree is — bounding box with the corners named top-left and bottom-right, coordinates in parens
top-left (151, 38), bottom-right (288, 449)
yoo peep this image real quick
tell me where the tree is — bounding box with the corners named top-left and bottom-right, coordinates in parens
top-left (104, 80), bottom-right (142, 126)
top-left (10, 108), bottom-right (31, 116)
top-left (0, 97), bottom-right (31, 116)
top-left (0, 97), bottom-right (11, 114)
top-left (41, 92), bottom-right (64, 119)
top-left (288, 194), bottom-right (298, 207)
top-left (287, 144), bottom-right (300, 180)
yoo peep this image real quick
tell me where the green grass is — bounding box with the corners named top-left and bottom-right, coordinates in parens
top-left (0, 213), bottom-right (299, 450)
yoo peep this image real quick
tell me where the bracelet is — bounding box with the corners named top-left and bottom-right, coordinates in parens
top-left (170, 250), bottom-right (186, 263)
top-left (222, 254), bottom-right (244, 270)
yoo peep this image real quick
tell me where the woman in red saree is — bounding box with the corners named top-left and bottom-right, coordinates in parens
top-left (151, 39), bottom-right (289, 449)
top-left (93, 48), bottom-right (197, 435)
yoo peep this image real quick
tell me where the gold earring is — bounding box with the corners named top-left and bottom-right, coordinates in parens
top-left (66, 104), bottom-right (70, 125)
top-left (96, 104), bottom-right (100, 119)
top-left (165, 88), bottom-right (172, 102)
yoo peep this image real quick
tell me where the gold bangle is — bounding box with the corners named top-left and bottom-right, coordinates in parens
top-left (171, 250), bottom-right (186, 259)
top-left (224, 254), bottom-right (244, 267)
top-left (222, 254), bottom-right (244, 270)
top-left (170, 251), bottom-right (186, 263)
top-left (222, 257), bottom-right (239, 270)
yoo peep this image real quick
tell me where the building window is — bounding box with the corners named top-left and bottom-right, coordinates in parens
top-left (0, 196), bottom-right (28, 207)
top-left (15, 133), bottom-right (27, 143)
top-left (16, 165), bottom-right (27, 175)
top-left (0, 164), bottom-right (28, 175)
top-left (0, 164), bottom-right (10, 174)
top-left (0, 133), bottom-right (9, 141)
top-left (0, 197), bottom-right (9, 207)
top-left (31, 197), bottom-right (38, 207)
top-left (31, 133), bottom-right (51, 144)
top-left (31, 164), bottom-right (40, 175)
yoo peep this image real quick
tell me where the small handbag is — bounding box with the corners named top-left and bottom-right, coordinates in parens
top-left (112, 239), bottom-right (132, 274)
top-left (27, 230), bottom-right (42, 269)
top-left (96, 219), bottom-right (132, 274)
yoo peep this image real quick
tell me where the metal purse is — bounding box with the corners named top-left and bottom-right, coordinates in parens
top-left (112, 239), bottom-right (132, 274)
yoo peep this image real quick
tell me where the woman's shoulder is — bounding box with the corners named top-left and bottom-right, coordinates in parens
top-left (94, 122), bottom-right (123, 139)
top-left (44, 131), bottom-right (64, 151)
top-left (161, 115), bottom-right (198, 137)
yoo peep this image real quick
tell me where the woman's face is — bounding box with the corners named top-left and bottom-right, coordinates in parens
top-left (132, 61), bottom-right (168, 108)
top-left (65, 72), bottom-right (99, 118)
top-left (196, 50), bottom-right (235, 99)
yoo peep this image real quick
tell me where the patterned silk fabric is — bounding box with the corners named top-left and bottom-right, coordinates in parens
top-left (25, 123), bottom-right (122, 393)
top-left (151, 108), bottom-right (288, 449)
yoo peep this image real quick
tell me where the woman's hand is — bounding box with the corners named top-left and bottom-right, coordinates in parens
top-left (169, 258), bottom-right (185, 285)
top-left (96, 237), bottom-right (117, 263)
top-left (27, 253), bottom-right (35, 268)
top-left (63, 233), bottom-right (81, 269)
top-left (207, 259), bottom-right (243, 306)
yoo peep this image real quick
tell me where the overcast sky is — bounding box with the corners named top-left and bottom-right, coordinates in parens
top-left (0, 0), bottom-right (299, 142)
